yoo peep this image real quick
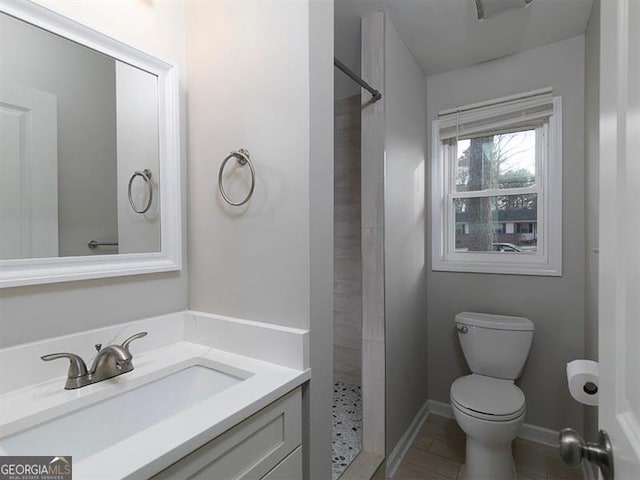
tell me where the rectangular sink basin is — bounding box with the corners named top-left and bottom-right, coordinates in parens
top-left (0, 364), bottom-right (245, 461)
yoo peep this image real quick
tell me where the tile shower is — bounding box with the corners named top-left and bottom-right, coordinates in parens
top-left (333, 95), bottom-right (363, 479)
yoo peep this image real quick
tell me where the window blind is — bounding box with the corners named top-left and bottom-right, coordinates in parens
top-left (437, 87), bottom-right (554, 141)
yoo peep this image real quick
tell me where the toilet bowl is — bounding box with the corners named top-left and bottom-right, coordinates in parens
top-left (450, 312), bottom-right (534, 480)
top-left (451, 374), bottom-right (526, 479)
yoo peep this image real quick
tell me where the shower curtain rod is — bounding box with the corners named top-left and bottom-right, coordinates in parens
top-left (334, 57), bottom-right (382, 102)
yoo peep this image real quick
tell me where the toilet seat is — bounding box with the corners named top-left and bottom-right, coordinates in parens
top-left (451, 374), bottom-right (525, 422)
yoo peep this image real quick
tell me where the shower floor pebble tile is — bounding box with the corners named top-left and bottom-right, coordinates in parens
top-left (332, 381), bottom-right (362, 480)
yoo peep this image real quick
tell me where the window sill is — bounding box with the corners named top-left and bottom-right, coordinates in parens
top-left (432, 258), bottom-right (562, 276)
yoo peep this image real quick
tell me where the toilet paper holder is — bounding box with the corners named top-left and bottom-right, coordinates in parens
top-left (583, 381), bottom-right (598, 395)
top-left (567, 359), bottom-right (599, 406)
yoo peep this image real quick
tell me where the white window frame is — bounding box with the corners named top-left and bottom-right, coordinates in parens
top-left (431, 97), bottom-right (562, 276)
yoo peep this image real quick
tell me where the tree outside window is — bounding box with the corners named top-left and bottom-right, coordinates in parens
top-left (454, 131), bottom-right (538, 253)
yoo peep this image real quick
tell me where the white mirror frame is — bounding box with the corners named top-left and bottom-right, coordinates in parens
top-left (0, 0), bottom-right (182, 288)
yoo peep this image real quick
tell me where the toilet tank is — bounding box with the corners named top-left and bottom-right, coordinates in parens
top-left (455, 312), bottom-right (535, 380)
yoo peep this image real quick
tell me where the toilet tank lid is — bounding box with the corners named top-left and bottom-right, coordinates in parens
top-left (455, 312), bottom-right (534, 331)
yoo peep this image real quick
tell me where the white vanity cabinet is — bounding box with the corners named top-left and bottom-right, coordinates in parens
top-left (152, 387), bottom-right (302, 480)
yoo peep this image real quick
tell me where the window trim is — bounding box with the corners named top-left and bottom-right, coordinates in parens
top-left (431, 97), bottom-right (562, 276)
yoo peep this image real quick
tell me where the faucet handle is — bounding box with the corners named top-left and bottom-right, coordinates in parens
top-left (121, 332), bottom-right (148, 352)
top-left (41, 353), bottom-right (88, 379)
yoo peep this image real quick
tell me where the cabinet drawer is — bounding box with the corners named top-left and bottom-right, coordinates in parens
top-left (152, 388), bottom-right (301, 480)
top-left (261, 446), bottom-right (302, 480)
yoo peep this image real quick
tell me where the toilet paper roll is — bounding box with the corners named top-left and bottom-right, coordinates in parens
top-left (567, 360), bottom-right (599, 406)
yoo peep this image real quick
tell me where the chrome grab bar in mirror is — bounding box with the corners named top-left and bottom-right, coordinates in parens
top-left (88, 240), bottom-right (119, 249)
top-left (128, 169), bottom-right (153, 214)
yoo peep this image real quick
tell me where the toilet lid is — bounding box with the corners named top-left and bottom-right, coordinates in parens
top-left (451, 374), bottom-right (525, 419)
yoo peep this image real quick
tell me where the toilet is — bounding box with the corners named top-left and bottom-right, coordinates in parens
top-left (450, 312), bottom-right (535, 480)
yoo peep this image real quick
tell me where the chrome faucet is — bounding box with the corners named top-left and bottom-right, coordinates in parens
top-left (41, 332), bottom-right (148, 389)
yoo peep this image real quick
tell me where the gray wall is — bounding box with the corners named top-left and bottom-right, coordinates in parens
top-left (384, 15), bottom-right (429, 454)
top-left (185, 2), bottom-right (334, 478)
top-left (186, 1), bottom-right (311, 330)
top-left (584, 0), bottom-right (600, 441)
top-left (1, 13), bottom-right (118, 258)
top-left (0, 1), bottom-right (188, 348)
top-left (334, 95), bottom-right (362, 386)
top-left (426, 35), bottom-right (586, 433)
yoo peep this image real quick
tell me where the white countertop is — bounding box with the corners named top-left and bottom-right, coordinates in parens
top-left (0, 312), bottom-right (310, 479)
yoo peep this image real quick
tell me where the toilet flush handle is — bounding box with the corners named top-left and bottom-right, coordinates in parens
top-left (456, 325), bottom-right (468, 334)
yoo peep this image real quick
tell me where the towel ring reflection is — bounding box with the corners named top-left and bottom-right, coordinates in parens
top-left (128, 169), bottom-right (153, 214)
top-left (218, 149), bottom-right (255, 206)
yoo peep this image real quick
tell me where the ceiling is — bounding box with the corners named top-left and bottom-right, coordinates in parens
top-left (335, 0), bottom-right (594, 97)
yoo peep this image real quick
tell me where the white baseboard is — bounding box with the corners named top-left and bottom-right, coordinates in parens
top-left (426, 399), bottom-right (455, 419)
top-left (425, 400), bottom-right (559, 447)
top-left (385, 400), bottom-right (430, 479)
top-left (519, 422), bottom-right (559, 447)
top-left (386, 399), bottom-right (562, 479)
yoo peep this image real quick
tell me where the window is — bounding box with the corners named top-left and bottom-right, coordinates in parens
top-left (492, 223), bottom-right (507, 235)
top-left (515, 222), bottom-right (534, 234)
top-left (431, 88), bottom-right (562, 276)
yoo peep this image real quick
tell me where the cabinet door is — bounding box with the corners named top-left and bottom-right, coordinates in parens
top-left (152, 388), bottom-right (301, 480)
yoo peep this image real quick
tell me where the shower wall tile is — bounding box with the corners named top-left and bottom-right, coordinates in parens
top-left (360, 119), bottom-right (385, 229)
top-left (335, 95), bottom-right (361, 116)
top-left (334, 95), bottom-right (362, 386)
top-left (360, 10), bottom-right (386, 457)
top-left (362, 338), bottom-right (385, 454)
top-left (361, 226), bottom-right (385, 343)
top-left (334, 319), bottom-right (362, 351)
top-left (333, 345), bottom-right (361, 385)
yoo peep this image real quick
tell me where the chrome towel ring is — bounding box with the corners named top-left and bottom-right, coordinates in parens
top-left (128, 169), bottom-right (153, 214)
top-left (218, 149), bottom-right (255, 206)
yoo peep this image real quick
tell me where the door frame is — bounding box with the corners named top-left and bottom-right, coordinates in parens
top-left (0, 83), bottom-right (58, 259)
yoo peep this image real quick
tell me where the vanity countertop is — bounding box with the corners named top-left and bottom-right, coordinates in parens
top-left (0, 311), bottom-right (310, 479)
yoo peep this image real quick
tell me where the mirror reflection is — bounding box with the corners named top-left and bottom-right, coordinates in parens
top-left (0, 12), bottom-right (161, 260)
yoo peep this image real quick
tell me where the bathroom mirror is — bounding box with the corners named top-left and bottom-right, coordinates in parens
top-left (0, 0), bottom-right (181, 288)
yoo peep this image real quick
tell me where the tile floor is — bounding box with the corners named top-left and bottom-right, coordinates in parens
top-left (392, 414), bottom-right (583, 480)
top-left (332, 381), bottom-right (363, 480)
